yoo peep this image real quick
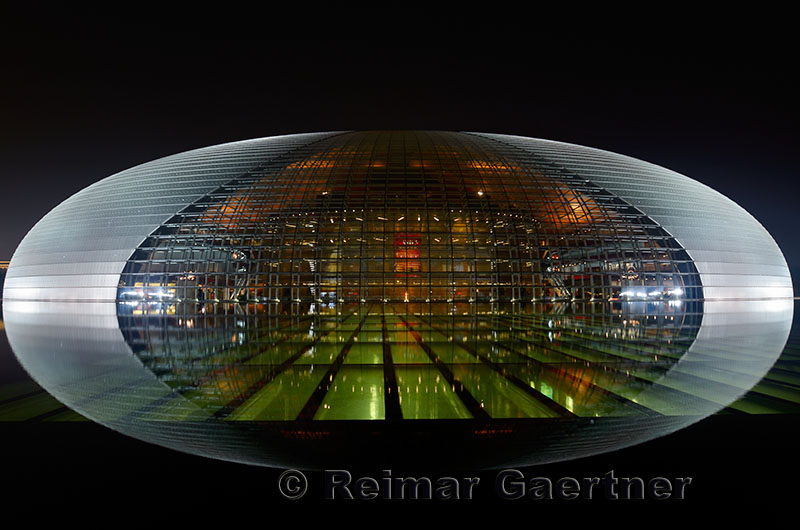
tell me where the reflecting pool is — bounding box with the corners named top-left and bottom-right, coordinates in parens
top-left (3, 297), bottom-right (792, 469)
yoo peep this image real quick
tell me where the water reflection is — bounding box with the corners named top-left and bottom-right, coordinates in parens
top-left (3, 298), bottom-right (792, 469)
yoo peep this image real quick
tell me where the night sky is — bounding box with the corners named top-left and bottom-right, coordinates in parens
top-left (1, 19), bottom-right (797, 285)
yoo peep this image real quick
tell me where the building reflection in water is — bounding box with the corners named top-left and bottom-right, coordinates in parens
top-left (3, 297), bottom-right (791, 469)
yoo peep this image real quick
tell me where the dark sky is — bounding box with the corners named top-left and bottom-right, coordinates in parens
top-left (2, 17), bottom-right (797, 289)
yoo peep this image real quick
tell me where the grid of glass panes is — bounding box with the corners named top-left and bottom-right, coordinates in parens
top-left (118, 131), bottom-right (701, 307)
top-left (115, 131), bottom-right (707, 421)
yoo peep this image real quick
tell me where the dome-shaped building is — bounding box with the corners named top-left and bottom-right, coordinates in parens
top-left (2, 131), bottom-right (793, 469)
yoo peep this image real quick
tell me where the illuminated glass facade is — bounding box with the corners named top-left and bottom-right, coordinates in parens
top-left (115, 131), bottom-right (704, 308)
top-left (3, 131), bottom-right (793, 468)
